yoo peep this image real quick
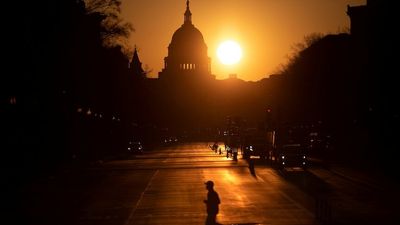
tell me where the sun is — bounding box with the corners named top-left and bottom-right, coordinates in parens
top-left (217, 40), bottom-right (242, 65)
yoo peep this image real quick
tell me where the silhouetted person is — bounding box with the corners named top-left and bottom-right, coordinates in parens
top-left (213, 142), bottom-right (218, 153)
top-left (203, 180), bottom-right (220, 225)
top-left (248, 158), bottom-right (256, 176)
top-left (232, 147), bottom-right (238, 161)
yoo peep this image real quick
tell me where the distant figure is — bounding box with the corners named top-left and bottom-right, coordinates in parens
top-left (203, 180), bottom-right (221, 225)
top-left (213, 142), bottom-right (218, 153)
top-left (248, 158), bottom-right (256, 176)
top-left (232, 147), bottom-right (238, 161)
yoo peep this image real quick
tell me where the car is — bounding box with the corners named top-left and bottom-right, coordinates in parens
top-left (162, 136), bottom-right (179, 145)
top-left (276, 144), bottom-right (307, 169)
top-left (242, 135), bottom-right (270, 160)
top-left (127, 141), bottom-right (144, 154)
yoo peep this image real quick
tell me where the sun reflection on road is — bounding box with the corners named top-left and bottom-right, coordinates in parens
top-left (222, 170), bottom-right (237, 184)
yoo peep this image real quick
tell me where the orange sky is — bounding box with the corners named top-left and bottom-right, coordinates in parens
top-left (121, 0), bottom-right (366, 81)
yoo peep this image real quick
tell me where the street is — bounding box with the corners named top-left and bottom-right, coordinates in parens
top-left (19, 143), bottom-right (399, 225)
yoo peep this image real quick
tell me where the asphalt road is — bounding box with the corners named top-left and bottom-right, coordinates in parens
top-left (18, 143), bottom-right (399, 225)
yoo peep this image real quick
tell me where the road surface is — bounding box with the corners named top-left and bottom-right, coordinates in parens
top-left (18, 143), bottom-right (399, 225)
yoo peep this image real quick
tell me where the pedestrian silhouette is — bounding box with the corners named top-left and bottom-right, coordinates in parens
top-left (248, 158), bottom-right (256, 177)
top-left (203, 180), bottom-right (221, 225)
top-left (226, 146), bottom-right (230, 158)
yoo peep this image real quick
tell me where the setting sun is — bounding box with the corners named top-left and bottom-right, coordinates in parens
top-left (217, 40), bottom-right (242, 65)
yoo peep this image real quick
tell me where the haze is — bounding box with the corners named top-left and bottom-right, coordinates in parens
top-left (122, 0), bottom-right (366, 81)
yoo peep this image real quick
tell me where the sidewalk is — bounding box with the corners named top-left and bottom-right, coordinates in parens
top-left (308, 157), bottom-right (400, 192)
top-left (307, 157), bottom-right (400, 225)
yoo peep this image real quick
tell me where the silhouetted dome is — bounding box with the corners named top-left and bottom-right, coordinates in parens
top-left (168, 23), bottom-right (208, 60)
top-left (158, 0), bottom-right (212, 80)
top-left (170, 23), bottom-right (205, 48)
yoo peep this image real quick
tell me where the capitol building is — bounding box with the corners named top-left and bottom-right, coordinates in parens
top-left (158, 0), bottom-right (214, 81)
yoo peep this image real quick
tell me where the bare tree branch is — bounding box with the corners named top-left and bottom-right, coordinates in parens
top-left (84, 0), bottom-right (134, 53)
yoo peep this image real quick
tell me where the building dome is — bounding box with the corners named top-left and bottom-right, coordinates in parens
top-left (170, 23), bottom-right (205, 48)
top-left (168, 23), bottom-right (207, 59)
top-left (159, 0), bottom-right (213, 80)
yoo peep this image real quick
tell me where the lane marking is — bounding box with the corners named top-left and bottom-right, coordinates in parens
top-left (124, 169), bottom-right (159, 225)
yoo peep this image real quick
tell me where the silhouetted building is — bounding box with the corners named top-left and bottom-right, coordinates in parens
top-left (158, 0), bottom-right (214, 80)
top-left (347, 5), bottom-right (367, 40)
top-left (129, 47), bottom-right (146, 79)
top-left (347, 0), bottom-right (390, 46)
top-left (229, 74), bottom-right (238, 79)
top-left (122, 1), bottom-right (278, 132)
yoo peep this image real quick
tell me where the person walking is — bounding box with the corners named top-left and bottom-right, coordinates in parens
top-left (248, 158), bottom-right (256, 176)
top-left (203, 180), bottom-right (221, 225)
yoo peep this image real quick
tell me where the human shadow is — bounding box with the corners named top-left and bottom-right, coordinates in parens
top-left (203, 180), bottom-right (221, 225)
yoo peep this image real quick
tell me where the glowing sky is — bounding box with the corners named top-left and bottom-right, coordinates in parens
top-left (121, 0), bottom-right (366, 81)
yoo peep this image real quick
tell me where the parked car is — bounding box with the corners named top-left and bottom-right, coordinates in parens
top-left (127, 141), bottom-right (144, 154)
top-left (275, 144), bottom-right (307, 169)
top-left (162, 136), bottom-right (179, 145)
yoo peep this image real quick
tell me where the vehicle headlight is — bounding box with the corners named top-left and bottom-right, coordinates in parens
top-left (128, 147), bottom-right (131, 151)
top-left (303, 155), bottom-right (306, 159)
top-left (281, 155), bottom-right (285, 159)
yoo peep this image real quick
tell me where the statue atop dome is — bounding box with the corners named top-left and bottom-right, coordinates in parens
top-left (184, 0), bottom-right (192, 24)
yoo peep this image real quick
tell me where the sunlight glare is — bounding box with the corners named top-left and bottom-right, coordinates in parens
top-left (217, 40), bottom-right (242, 65)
